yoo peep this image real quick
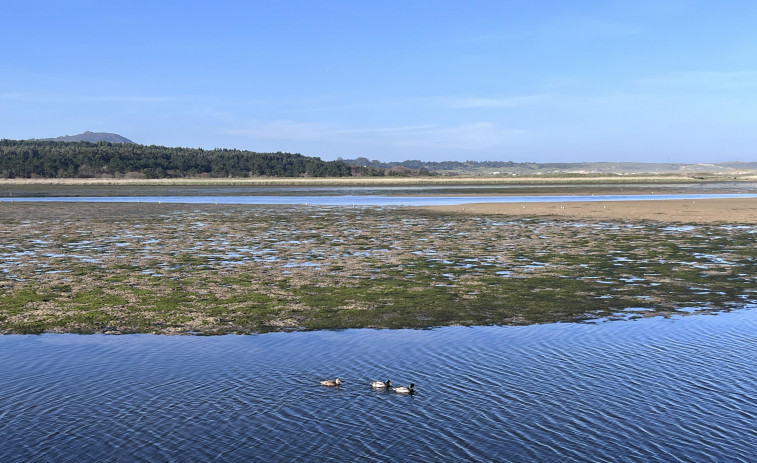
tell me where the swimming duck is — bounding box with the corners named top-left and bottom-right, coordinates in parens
top-left (392, 383), bottom-right (415, 394)
top-left (320, 378), bottom-right (342, 387)
top-left (370, 380), bottom-right (392, 389)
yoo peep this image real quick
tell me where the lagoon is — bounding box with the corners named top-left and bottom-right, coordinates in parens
top-left (2, 181), bottom-right (757, 207)
top-left (2, 183), bottom-right (756, 461)
top-left (1, 309), bottom-right (755, 462)
top-left (4, 192), bottom-right (757, 207)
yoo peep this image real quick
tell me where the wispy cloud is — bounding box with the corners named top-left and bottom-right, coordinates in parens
top-left (638, 70), bottom-right (757, 90)
top-left (1, 92), bottom-right (42, 102)
top-left (224, 120), bottom-right (339, 141)
top-left (330, 125), bottom-right (437, 135)
top-left (439, 94), bottom-right (551, 109)
top-left (1, 92), bottom-right (179, 104)
top-left (225, 120), bottom-right (437, 142)
top-left (225, 120), bottom-right (528, 151)
top-left (537, 17), bottom-right (641, 41)
top-left (389, 123), bottom-right (528, 150)
top-left (444, 30), bottom-right (527, 45)
top-left (446, 13), bottom-right (642, 46)
top-left (87, 95), bottom-right (178, 103)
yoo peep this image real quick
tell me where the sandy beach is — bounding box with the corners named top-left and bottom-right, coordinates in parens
top-left (421, 197), bottom-right (757, 224)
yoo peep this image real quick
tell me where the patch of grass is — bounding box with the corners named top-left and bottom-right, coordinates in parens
top-left (1, 288), bottom-right (60, 315)
top-left (5, 321), bottom-right (48, 334)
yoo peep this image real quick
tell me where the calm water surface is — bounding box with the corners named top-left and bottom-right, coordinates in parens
top-left (1, 310), bottom-right (755, 462)
top-left (4, 182), bottom-right (757, 198)
top-left (3, 183), bottom-right (757, 206)
top-left (5, 193), bottom-right (757, 206)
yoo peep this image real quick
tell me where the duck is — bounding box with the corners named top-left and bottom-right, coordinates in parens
top-left (392, 383), bottom-right (415, 394)
top-left (370, 380), bottom-right (392, 389)
top-left (320, 378), bottom-right (342, 387)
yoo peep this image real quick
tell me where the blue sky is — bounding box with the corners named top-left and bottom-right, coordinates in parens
top-left (2, 1), bottom-right (756, 163)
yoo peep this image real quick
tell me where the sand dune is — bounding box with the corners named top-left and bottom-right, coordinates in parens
top-left (421, 198), bottom-right (757, 224)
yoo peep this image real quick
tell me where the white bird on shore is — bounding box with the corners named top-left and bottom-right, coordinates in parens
top-left (371, 380), bottom-right (392, 389)
top-left (320, 378), bottom-right (342, 387)
top-left (392, 383), bottom-right (415, 394)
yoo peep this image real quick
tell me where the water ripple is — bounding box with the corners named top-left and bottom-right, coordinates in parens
top-left (1, 309), bottom-right (756, 461)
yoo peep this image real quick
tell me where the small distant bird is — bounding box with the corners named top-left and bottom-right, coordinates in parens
top-left (370, 380), bottom-right (392, 389)
top-left (320, 378), bottom-right (342, 387)
top-left (392, 383), bottom-right (415, 394)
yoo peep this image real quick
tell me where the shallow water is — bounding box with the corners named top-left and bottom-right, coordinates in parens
top-left (3, 182), bottom-right (757, 206)
top-left (4, 192), bottom-right (757, 206)
top-left (4, 181), bottom-right (757, 199)
top-left (3, 182), bottom-right (757, 199)
top-left (1, 310), bottom-right (755, 462)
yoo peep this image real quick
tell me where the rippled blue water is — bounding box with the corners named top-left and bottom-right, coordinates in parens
top-left (1, 310), bottom-right (755, 462)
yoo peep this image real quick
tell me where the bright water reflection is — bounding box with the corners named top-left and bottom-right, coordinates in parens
top-left (1, 310), bottom-right (755, 462)
top-left (3, 182), bottom-right (757, 198)
top-left (4, 192), bottom-right (757, 206)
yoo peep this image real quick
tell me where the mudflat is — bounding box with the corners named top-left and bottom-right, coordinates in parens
top-left (2, 200), bottom-right (756, 335)
top-left (421, 198), bottom-right (757, 224)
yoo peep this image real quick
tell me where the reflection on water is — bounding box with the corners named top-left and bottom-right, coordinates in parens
top-left (4, 192), bottom-right (757, 207)
top-left (2, 181), bottom-right (757, 205)
top-left (1, 309), bottom-right (755, 462)
top-left (3, 182), bottom-right (757, 198)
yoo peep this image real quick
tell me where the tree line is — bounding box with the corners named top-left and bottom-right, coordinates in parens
top-left (340, 157), bottom-right (516, 171)
top-left (0, 139), bottom-right (354, 178)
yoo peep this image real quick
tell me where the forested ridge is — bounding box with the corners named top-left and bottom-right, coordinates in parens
top-left (0, 139), bottom-right (353, 178)
top-left (8, 138), bottom-right (740, 179)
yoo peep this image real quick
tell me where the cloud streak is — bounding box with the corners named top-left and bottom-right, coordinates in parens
top-left (0, 92), bottom-right (179, 104)
top-left (440, 94), bottom-right (551, 109)
top-left (536, 17), bottom-right (642, 42)
top-left (638, 70), bottom-right (757, 90)
top-left (225, 120), bottom-right (528, 151)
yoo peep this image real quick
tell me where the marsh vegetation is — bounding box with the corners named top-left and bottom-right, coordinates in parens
top-left (1, 203), bottom-right (755, 334)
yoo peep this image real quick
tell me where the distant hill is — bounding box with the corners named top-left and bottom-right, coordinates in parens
top-left (40, 131), bottom-right (134, 144)
top-left (341, 157), bottom-right (757, 176)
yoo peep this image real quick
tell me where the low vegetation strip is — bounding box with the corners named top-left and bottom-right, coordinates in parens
top-left (1, 203), bottom-right (755, 334)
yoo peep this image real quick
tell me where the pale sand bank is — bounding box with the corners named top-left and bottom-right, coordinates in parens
top-left (2, 175), bottom-right (757, 187)
top-left (420, 198), bottom-right (757, 224)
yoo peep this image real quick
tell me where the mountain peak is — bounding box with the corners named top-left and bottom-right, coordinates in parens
top-left (41, 131), bottom-right (134, 143)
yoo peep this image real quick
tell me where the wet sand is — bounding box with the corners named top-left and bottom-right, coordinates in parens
top-left (421, 198), bottom-right (757, 224)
